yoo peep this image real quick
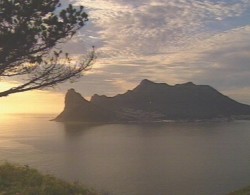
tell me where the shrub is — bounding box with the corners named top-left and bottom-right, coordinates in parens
top-left (0, 162), bottom-right (97, 195)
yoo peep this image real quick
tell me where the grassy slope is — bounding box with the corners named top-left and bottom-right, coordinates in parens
top-left (228, 186), bottom-right (250, 195)
top-left (0, 163), bottom-right (97, 195)
top-left (1, 162), bottom-right (249, 195)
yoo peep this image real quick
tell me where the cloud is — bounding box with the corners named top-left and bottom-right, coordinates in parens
top-left (9, 0), bottom-right (250, 106)
top-left (4, 0), bottom-right (250, 114)
top-left (71, 0), bottom-right (250, 57)
top-left (183, 26), bottom-right (250, 88)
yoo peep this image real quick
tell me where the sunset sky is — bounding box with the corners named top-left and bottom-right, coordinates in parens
top-left (1, 0), bottom-right (250, 114)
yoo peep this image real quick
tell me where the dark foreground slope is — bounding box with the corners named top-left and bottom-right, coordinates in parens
top-left (55, 79), bottom-right (250, 122)
top-left (0, 163), bottom-right (97, 195)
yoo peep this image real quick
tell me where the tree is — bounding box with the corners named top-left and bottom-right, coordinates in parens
top-left (0, 0), bottom-right (95, 97)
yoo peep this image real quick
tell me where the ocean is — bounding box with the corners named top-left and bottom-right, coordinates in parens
top-left (0, 114), bottom-right (250, 195)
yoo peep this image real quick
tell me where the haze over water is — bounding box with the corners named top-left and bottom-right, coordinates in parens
top-left (1, 114), bottom-right (250, 195)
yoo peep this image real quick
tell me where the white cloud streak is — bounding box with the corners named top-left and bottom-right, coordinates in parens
top-left (60, 0), bottom-right (250, 103)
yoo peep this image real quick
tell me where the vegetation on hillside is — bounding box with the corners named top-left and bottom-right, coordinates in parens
top-left (228, 186), bottom-right (250, 195)
top-left (0, 161), bottom-right (249, 195)
top-left (0, 163), bottom-right (97, 195)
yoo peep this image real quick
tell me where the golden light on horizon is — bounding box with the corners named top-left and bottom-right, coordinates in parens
top-left (0, 81), bottom-right (64, 114)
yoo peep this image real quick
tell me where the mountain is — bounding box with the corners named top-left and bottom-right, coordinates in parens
top-left (54, 79), bottom-right (250, 122)
top-left (55, 89), bottom-right (118, 123)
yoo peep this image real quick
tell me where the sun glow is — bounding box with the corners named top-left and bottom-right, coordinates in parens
top-left (0, 81), bottom-right (64, 114)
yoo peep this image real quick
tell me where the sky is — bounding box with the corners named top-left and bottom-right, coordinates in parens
top-left (1, 0), bottom-right (250, 114)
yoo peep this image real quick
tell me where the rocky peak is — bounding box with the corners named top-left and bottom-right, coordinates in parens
top-left (139, 79), bottom-right (155, 86)
top-left (133, 79), bottom-right (170, 93)
top-left (90, 94), bottom-right (108, 103)
top-left (183, 82), bottom-right (195, 86)
top-left (175, 82), bottom-right (196, 87)
top-left (65, 88), bottom-right (89, 108)
top-left (133, 79), bottom-right (156, 91)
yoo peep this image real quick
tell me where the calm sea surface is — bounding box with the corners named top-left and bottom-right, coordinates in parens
top-left (0, 114), bottom-right (250, 195)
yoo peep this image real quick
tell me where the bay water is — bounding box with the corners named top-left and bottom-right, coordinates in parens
top-left (0, 114), bottom-right (250, 195)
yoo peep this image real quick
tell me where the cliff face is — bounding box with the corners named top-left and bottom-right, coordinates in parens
top-left (55, 89), bottom-right (118, 122)
top-left (55, 80), bottom-right (250, 122)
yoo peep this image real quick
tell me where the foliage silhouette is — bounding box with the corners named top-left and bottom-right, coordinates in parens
top-left (0, 0), bottom-right (95, 97)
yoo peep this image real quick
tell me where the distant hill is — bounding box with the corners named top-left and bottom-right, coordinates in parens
top-left (54, 79), bottom-right (250, 122)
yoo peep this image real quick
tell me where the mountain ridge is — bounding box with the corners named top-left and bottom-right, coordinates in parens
top-left (55, 80), bottom-right (250, 122)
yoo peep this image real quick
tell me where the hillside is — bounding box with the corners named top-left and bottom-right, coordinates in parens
top-left (55, 80), bottom-right (250, 122)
